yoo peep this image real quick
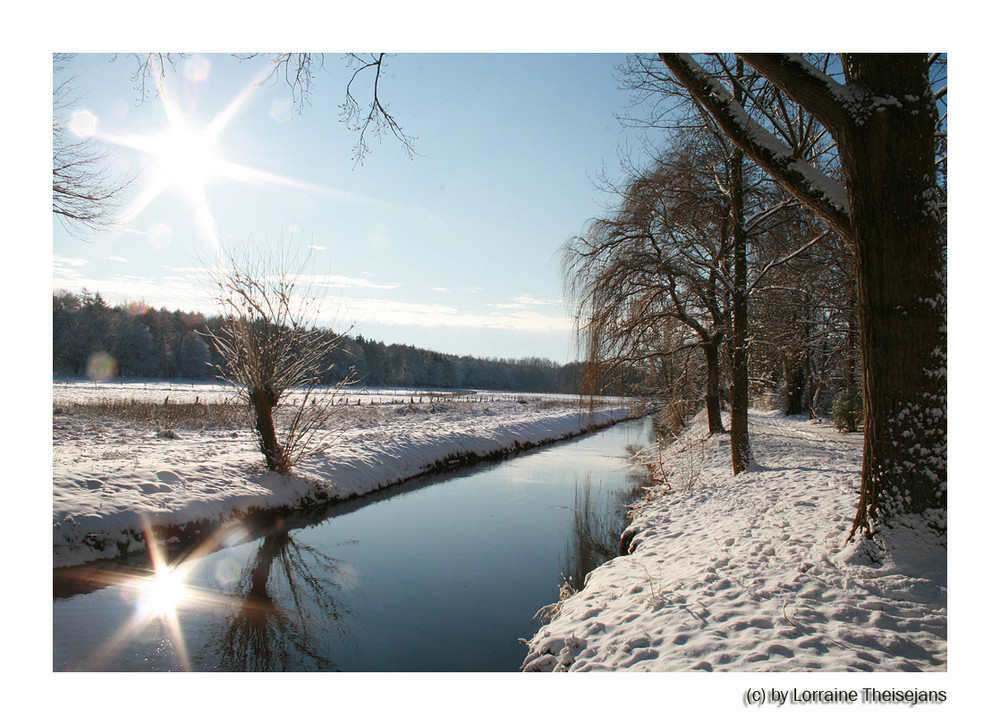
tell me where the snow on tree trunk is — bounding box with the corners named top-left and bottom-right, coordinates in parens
top-left (839, 54), bottom-right (946, 536)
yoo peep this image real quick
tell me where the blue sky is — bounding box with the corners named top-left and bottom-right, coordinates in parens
top-left (53, 53), bottom-right (647, 364)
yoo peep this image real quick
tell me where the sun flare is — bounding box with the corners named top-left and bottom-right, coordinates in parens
top-left (82, 55), bottom-right (336, 252)
top-left (137, 566), bottom-right (189, 617)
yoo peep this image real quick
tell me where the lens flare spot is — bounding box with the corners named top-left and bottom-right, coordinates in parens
top-left (184, 55), bottom-right (211, 83)
top-left (214, 556), bottom-right (241, 586)
top-left (149, 222), bottom-right (174, 249)
top-left (86, 351), bottom-right (117, 381)
top-left (70, 109), bottom-right (98, 138)
top-left (269, 97), bottom-right (293, 122)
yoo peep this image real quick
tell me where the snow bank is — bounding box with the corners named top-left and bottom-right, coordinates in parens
top-left (522, 409), bottom-right (946, 672)
top-left (53, 380), bottom-right (634, 568)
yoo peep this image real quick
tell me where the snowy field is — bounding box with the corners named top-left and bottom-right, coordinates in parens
top-left (53, 379), bottom-right (633, 568)
top-left (522, 409), bottom-right (947, 672)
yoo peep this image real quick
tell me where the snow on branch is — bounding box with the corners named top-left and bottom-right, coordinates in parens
top-left (658, 54), bottom-right (851, 242)
top-left (739, 54), bottom-right (852, 135)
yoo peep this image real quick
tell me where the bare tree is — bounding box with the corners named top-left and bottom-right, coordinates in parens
top-left (52, 54), bottom-right (131, 235)
top-left (568, 117), bottom-right (827, 477)
top-left (618, 54), bottom-right (838, 474)
top-left (565, 130), bottom-right (733, 436)
top-left (207, 244), bottom-right (352, 474)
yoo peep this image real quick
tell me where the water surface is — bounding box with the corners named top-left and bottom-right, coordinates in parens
top-left (53, 416), bottom-right (653, 671)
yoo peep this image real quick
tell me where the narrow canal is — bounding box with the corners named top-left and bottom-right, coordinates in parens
top-left (53, 416), bottom-right (654, 671)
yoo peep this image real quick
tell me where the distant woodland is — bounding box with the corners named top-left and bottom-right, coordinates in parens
top-left (52, 289), bottom-right (588, 394)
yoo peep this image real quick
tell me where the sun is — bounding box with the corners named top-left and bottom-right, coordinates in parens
top-left (148, 121), bottom-right (224, 193)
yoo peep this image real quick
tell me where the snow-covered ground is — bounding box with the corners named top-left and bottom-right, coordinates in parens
top-left (51, 379), bottom-right (953, 679)
top-left (522, 409), bottom-right (947, 672)
top-left (52, 379), bottom-right (633, 568)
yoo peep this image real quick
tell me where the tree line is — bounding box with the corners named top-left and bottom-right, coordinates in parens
top-left (52, 289), bottom-right (589, 394)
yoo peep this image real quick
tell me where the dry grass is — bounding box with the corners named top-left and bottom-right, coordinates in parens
top-left (53, 398), bottom-right (250, 429)
top-left (52, 393), bottom-right (592, 434)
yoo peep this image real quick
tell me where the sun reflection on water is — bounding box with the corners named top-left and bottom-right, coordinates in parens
top-left (135, 566), bottom-right (189, 618)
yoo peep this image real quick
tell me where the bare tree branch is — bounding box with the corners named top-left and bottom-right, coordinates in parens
top-left (738, 54), bottom-right (853, 135)
top-left (341, 53), bottom-right (417, 165)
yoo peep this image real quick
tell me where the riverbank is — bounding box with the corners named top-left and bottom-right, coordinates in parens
top-left (53, 380), bottom-right (635, 568)
top-left (522, 409), bottom-right (947, 672)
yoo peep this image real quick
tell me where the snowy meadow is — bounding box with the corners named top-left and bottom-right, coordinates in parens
top-left (53, 378), bottom-right (634, 568)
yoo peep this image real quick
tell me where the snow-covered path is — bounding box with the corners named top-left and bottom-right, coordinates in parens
top-left (53, 381), bottom-right (633, 568)
top-left (522, 410), bottom-right (946, 672)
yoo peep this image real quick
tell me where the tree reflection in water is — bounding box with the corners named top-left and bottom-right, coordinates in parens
top-left (205, 527), bottom-right (357, 671)
top-left (562, 470), bottom-right (649, 591)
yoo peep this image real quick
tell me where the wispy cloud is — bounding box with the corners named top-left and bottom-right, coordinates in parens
top-left (297, 273), bottom-right (399, 291)
top-left (52, 262), bottom-right (215, 312)
top-left (487, 294), bottom-right (563, 311)
top-left (50, 256), bottom-right (568, 335)
top-left (53, 254), bottom-right (88, 268)
top-left (330, 296), bottom-right (572, 333)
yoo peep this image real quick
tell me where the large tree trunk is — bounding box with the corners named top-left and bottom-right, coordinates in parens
top-left (729, 153), bottom-right (751, 473)
top-left (726, 60), bottom-right (752, 474)
top-left (839, 54), bottom-right (947, 536)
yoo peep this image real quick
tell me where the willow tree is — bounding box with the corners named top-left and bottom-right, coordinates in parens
top-left (619, 54), bottom-right (841, 474)
top-left (208, 245), bottom-right (350, 474)
top-left (565, 132), bottom-right (733, 435)
top-left (565, 127), bottom-right (818, 442)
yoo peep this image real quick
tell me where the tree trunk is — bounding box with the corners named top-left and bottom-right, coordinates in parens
top-left (729, 159), bottom-right (751, 473)
top-left (251, 385), bottom-right (287, 473)
top-left (704, 340), bottom-right (725, 435)
top-left (840, 54), bottom-right (947, 536)
top-left (784, 351), bottom-right (808, 416)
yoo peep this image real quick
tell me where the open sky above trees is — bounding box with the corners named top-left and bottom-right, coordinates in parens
top-left (53, 51), bottom-right (652, 364)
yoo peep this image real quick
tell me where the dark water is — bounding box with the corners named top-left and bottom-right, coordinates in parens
top-left (53, 416), bottom-right (654, 672)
